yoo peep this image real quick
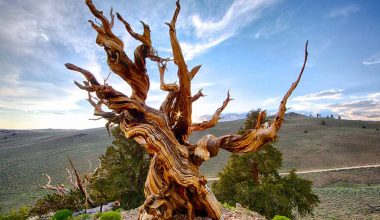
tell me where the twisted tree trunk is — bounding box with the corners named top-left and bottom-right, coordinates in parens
top-left (66, 1), bottom-right (309, 219)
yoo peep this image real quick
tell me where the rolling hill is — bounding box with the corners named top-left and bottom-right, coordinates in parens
top-left (1, 114), bottom-right (380, 215)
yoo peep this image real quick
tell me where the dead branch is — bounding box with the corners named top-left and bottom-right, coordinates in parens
top-left (109, 8), bottom-right (115, 28)
top-left (190, 91), bottom-right (232, 132)
top-left (189, 65), bottom-right (202, 80)
top-left (191, 89), bottom-right (205, 102)
top-left (68, 157), bottom-right (94, 208)
top-left (41, 174), bottom-right (70, 195)
top-left (195, 41), bottom-right (309, 156)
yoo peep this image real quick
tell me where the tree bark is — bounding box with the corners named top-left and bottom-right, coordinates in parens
top-left (66, 1), bottom-right (309, 219)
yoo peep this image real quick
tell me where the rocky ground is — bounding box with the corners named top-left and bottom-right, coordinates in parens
top-left (121, 204), bottom-right (266, 220)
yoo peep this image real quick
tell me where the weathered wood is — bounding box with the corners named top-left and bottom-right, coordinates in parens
top-left (66, 0), bottom-right (308, 219)
top-left (42, 158), bottom-right (96, 208)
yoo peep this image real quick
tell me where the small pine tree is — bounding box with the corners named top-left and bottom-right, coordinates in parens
top-left (213, 109), bottom-right (319, 219)
top-left (31, 126), bottom-right (150, 216)
top-left (89, 126), bottom-right (150, 209)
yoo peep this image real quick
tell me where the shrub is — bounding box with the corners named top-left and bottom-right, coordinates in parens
top-left (376, 128), bottom-right (379, 131)
top-left (0, 206), bottom-right (29, 220)
top-left (362, 125), bottom-right (366, 129)
top-left (99, 211), bottom-right (121, 220)
top-left (70, 213), bottom-right (91, 220)
top-left (304, 130), bottom-right (308, 133)
top-left (30, 189), bottom-right (84, 216)
top-left (52, 209), bottom-right (72, 220)
top-left (272, 215), bottom-right (290, 220)
top-left (321, 120), bottom-right (326, 125)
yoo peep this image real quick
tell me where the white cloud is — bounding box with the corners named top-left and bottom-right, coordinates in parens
top-left (263, 96), bottom-right (280, 106)
top-left (292, 89), bottom-right (344, 102)
top-left (327, 4), bottom-right (360, 18)
top-left (288, 90), bottom-right (380, 121)
top-left (255, 16), bottom-right (288, 39)
top-left (192, 0), bottom-right (276, 38)
top-left (181, 34), bottom-right (232, 60)
top-left (363, 52), bottom-right (380, 65)
top-left (181, 0), bottom-right (278, 60)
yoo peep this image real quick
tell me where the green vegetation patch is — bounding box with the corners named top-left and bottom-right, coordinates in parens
top-left (52, 209), bottom-right (72, 220)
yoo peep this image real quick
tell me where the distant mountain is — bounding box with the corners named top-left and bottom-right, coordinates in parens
top-left (198, 112), bottom-right (247, 122)
top-left (198, 111), bottom-right (307, 122)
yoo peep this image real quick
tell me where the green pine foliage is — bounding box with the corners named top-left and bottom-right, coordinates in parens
top-left (212, 109), bottom-right (319, 219)
top-left (272, 215), bottom-right (290, 220)
top-left (30, 190), bottom-right (84, 216)
top-left (51, 209), bottom-right (72, 220)
top-left (98, 210), bottom-right (121, 220)
top-left (89, 126), bottom-right (150, 209)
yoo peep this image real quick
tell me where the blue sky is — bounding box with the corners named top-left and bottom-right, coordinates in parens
top-left (0, 0), bottom-right (380, 129)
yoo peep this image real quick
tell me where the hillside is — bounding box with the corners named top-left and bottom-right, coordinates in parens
top-left (192, 115), bottom-right (380, 178)
top-left (0, 128), bottom-right (112, 211)
top-left (1, 115), bottom-right (380, 213)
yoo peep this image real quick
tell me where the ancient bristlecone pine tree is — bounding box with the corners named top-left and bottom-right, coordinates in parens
top-left (66, 1), bottom-right (308, 219)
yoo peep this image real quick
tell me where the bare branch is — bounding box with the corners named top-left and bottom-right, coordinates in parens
top-left (41, 174), bottom-right (70, 195)
top-left (66, 63), bottom-right (100, 86)
top-left (109, 8), bottom-right (115, 28)
top-left (68, 157), bottom-right (94, 208)
top-left (65, 168), bottom-right (78, 188)
top-left (116, 13), bottom-right (151, 47)
top-left (255, 111), bottom-right (266, 129)
top-left (158, 61), bottom-right (179, 92)
top-left (195, 41), bottom-right (309, 155)
top-left (190, 91), bottom-right (232, 132)
top-left (165, 0), bottom-right (194, 143)
top-left (191, 89), bottom-right (205, 102)
top-left (66, 63), bottom-right (144, 113)
top-left (85, 0), bottom-right (118, 39)
top-left (74, 81), bottom-right (96, 92)
top-left (189, 65), bottom-right (202, 80)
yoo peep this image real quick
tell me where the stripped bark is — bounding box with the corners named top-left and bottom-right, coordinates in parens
top-left (42, 158), bottom-right (97, 208)
top-left (66, 0), bottom-right (309, 219)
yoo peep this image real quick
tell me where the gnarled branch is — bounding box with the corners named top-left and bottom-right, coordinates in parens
top-left (195, 41), bottom-right (309, 157)
top-left (190, 91), bottom-right (232, 132)
top-left (191, 89), bottom-right (205, 102)
top-left (41, 174), bottom-right (70, 195)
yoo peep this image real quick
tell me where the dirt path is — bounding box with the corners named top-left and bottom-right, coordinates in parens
top-left (207, 164), bottom-right (380, 181)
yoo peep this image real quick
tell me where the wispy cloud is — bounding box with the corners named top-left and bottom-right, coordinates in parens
top-left (263, 96), bottom-right (280, 106)
top-left (363, 52), bottom-right (380, 65)
top-left (255, 15), bottom-right (289, 39)
top-left (181, 35), bottom-right (232, 61)
top-left (182, 0), bottom-right (278, 60)
top-left (292, 89), bottom-right (344, 102)
top-left (0, 0), bottom-right (104, 116)
top-left (327, 4), bottom-right (360, 18)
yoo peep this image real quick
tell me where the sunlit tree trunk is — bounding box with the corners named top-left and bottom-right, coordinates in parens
top-left (65, 0), bottom-right (309, 219)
